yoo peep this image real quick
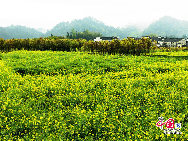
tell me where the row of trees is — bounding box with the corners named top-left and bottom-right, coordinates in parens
top-left (82, 38), bottom-right (153, 55)
top-left (0, 38), bottom-right (86, 52)
top-left (0, 37), bottom-right (154, 55)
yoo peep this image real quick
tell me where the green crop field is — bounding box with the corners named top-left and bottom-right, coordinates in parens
top-left (0, 50), bottom-right (187, 140)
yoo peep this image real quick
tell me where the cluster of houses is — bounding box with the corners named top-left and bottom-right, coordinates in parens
top-left (148, 36), bottom-right (188, 47)
top-left (94, 36), bottom-right (188, 47)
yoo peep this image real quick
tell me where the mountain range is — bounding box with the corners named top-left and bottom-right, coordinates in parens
top-left (0, 25), bottom-right (43, 39)
top-left (1, 16), bottom-right (188, 39)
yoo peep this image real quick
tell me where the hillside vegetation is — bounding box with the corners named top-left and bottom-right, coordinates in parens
top-left (0, 50), bottom-right (187, 140)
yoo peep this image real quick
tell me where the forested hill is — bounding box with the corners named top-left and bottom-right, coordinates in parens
top-left (143, 16), bottom-right (188, 37)
top-left (45, 17), bottom-right (141, 38)
top-left (0, 25), bottom-right (43, 39)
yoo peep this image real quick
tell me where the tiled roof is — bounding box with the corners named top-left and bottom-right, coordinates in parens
top-left (100, 37), bottom-right (118, 40)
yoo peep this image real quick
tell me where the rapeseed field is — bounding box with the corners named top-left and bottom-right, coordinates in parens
top-left (0, 50), bottom-right (187, 140)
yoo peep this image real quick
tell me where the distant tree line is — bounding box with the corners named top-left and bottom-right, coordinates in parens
top-left (66, 29), bottom-right (102, 41)
top-left (45, 29), bottom-right (102, 41)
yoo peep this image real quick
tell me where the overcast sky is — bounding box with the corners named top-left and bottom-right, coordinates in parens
top-left (1, 0), bottom-right (188, 30)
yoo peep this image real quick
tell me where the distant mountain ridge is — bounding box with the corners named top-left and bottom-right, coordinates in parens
top-left (0, 25), bottom-right (43, 39)
top-left (1, 16), bottom-right (188, 39)
top-left (45, 17), bottom-right (141, 38)
top-left (143, 16), bottom-right (188, 37)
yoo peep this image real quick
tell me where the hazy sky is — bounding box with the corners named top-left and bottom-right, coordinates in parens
top-left (1, 0), bottom-right (188, 30)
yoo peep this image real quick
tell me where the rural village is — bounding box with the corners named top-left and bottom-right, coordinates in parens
top-left (94, 36), bottom-right (188, 47)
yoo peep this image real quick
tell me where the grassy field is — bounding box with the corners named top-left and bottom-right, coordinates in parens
top-left (0, 50), bottom-right (187, 140)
